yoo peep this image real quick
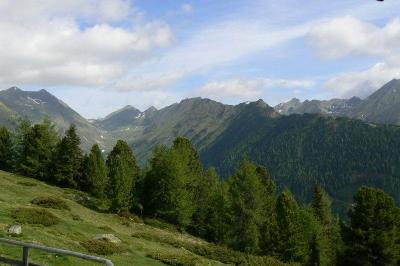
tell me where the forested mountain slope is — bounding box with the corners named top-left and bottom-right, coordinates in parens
top-left (201, 112), bottom-right (400, 214)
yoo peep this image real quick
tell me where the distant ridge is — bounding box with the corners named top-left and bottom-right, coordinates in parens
top-left (0, 87), bottom-right (113, 150)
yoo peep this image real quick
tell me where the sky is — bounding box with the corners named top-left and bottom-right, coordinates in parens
top-left (1, 0), bottom-right (400, 118)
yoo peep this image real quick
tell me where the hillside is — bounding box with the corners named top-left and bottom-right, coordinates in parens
top-left (201, 113), bottom-right (400, 215)
top-left (0, 87), bottom-right (114, 150)
top-left (96, 98), bottom-right (279, 162)
top-left (0, 170), bottom-right (290, 266)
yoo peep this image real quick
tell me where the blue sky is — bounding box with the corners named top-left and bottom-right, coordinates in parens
top-left (0, 0), bottom-right (400, 118)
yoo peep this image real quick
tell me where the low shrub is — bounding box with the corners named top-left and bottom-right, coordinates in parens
top-left (11, 208), bottom-right (60, 226)
top-left (31, 196), bottom-right (70, 210)
top-left (143, 218), bottom-right (178, 232)
top-left (17, 181), bottom-right (37, 187)
top-left (81, 239), bottom-right (119, 255)
top-left (132, 231), bottom-right (294, 266)
top-left (71, 214), bottom-right (82, 221)
top-left (146, 250), bottom-right (204, 266)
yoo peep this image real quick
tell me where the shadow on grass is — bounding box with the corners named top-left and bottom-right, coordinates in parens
top-left (0, 255), bottom-right (42, 266)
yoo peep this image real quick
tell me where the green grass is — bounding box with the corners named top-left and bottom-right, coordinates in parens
top-left (0, 170), bottom-right (291, 266)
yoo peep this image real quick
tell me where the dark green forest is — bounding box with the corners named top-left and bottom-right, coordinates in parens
top-left (202, 112), bottom-right (400, 216)
top-left (0, 119), bottom-right (400, 265)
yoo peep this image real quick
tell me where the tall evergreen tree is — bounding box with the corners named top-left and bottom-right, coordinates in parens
top-left (311, 183), bottom-right (338, 266)
top-left (256, 166), bottom-right (277, 255)
top-left (189, 167), bottom-right (220, 240)
top-left (312, 184), bottom-right (332, 226)
top-left (274, 189), bottom-right (308, 263)
top-left (342, 186), bottom-right (400, 266)
top-left (13, 118), bottom-right (32, 171)
top-left (226, 158), bottom-right (266, 253)
top-left (172, 137), bottom-right (203, 176)
top-left (142, 145), bottom-right (194, 227)
top-left (82, 144), bottom-right (108, 199)
top-left (107, 140), bottom-right (140, 212)
top-left (18, 118), bottom-right (58, 180)
top-left (0, 126), bottom-right (13, 171)
top-left (53, 124), bottom-right (83, 187)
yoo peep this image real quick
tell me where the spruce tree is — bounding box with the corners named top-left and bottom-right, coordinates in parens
top-left (256, 166), bottom-right (277, 255)
top-left (142, 145), bottom-right (194, 227)
top-left (274, 189), bottom-right (308, 263)
top-left (83, 144), bottom-right (108, 199)
top-left (189, 167), bottom-right (220, 240)
top-left (14, 118), bottom-right (32, 172)
top-left (172, 137), bottom-right (203, 176)
top-left (342, 186), bottom-right (400, 266)
top-left (53, 124), bottom-right (83, 187)
top-left (311, 184), bottom-right (338, 266)
top-left (312, 184), bottom-right (332, 226)
top-left (0, 126), bottom-right (13, 171)
top-left (107, 140), bottom-right (140, 212)
top-left (18, 119), bottom-right (58, 180)
top-left (226, 158), bottom-right (266, 253)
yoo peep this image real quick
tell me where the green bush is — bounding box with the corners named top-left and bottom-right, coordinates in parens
top-left (17, 181), bottom-right (37, 187)
top-left (146, 250), bottom-right (204, 266)
top-left (143, 218), bottom-right (178, 232)
top-left (133, 231), bottom-right (294, 266)
top-left (31, 196), bottom-right (70, 210)
top-left (71, 214), bottom-right (82, 221)
top-left (81, 239), bottom-right (119, 255)
top-left (11, 208), bottom-right (60, 226)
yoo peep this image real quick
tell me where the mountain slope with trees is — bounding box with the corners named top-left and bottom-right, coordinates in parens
top-left (0, 120), bottom-right (399, 265)
top-left (201, 111), bottom-right (400, 214)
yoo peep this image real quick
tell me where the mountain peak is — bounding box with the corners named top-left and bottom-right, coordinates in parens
top-left (145, 106), bottom-right (157, 113)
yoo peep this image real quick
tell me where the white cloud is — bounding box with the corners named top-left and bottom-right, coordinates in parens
top-left (199, 78), bottom-right (314, 99)
top-left (308, 16), bottom-right (400, 59)
top-left (323, 62), bottom-right (400, 98)
top-left (114, 71), bottom-right (185, 92)
top-left (124, 19), bottom-right (312, 93)
top-left (308, 16), bottom-right (400, 97)
top-left (181, 4), bottom-right (193, 14)
top-left (0, 0), bottom-right (172, 88)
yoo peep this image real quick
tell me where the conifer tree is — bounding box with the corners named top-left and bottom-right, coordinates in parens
top-left (83, 144), bottom-right (108, 199)
top-left (312, 184), bottom-right (332, 226)
top-left (53, 124), bottom-right (83, 187)
top-left (107, 140), bottom-right (140, 212)
top-left (190, 167), bottom-right (220, 240)
top-left (256, 166), bottom-right (277, 255)
top-left (0, 126), bottom-right (13, 171)
top-left (342, 186), bottom-right (400, 266)
top-left (274, 189), bottom-right (308, 263)
top-left (172, 137), bottom-right (203, 176)
top-left (142, 145), bottom-right (194, 227)
top-left (311, 183), bottom-right (338, 266)
top-left (227, 158), bottom-right (266, 253)
top-left (18, 118), bottom-right (58, 180)
top-left (13, 118), bottom-right (32, 171)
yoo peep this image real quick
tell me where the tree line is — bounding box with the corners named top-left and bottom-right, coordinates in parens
top-left (0, 119), bottom-right (399, 265)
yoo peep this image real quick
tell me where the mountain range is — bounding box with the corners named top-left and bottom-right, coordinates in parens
top-left (0, 87), bottom-right (113, 150)
top-left (2, 79), bottom-right (400, 211)
top-left (274, 78), bottom-right (400, 125)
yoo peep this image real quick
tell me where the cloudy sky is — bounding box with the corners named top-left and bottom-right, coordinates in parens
top-left (1, 0), bottom-right (400, 118)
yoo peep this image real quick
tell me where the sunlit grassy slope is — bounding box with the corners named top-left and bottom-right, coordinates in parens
top-left (0, 170), bottom-right (225, 266)
top-left (0, 171), bottom-right (291, 266)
